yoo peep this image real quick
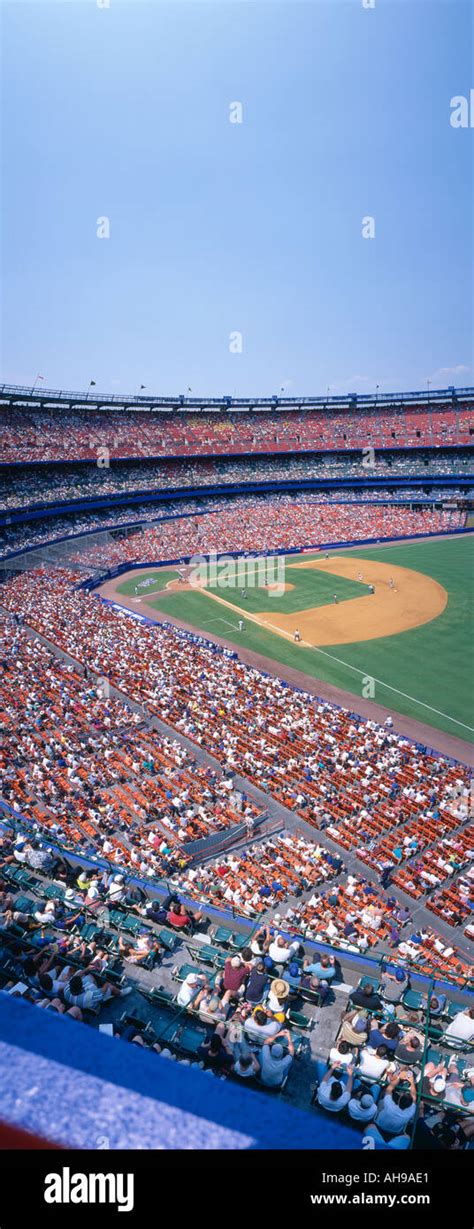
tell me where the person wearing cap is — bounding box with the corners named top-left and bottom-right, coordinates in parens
top-left (197, 989), bottom-right (228, 1024)
top-left (12, 837), bottom-right (28, 864)
top-left (421, 1060), bottom-right (448, 1099)
top-left (339, 1010), bottom-right (369, 1048)
top-left (177, 970), bottom-right (208, 1008)
top-left (64, 886), bottom-right (82, 907)
top-left (107, 874), bottom-right (127, 904)
top-left (84, 875), bottom-right (102, 907)
top-left (286, 960), bottom-right (302, 988)
top-left (380, 966), bottom-right (408, 1003)
top-left (260, 1033), bottom-right (295, 1087)
top-left (348, 1088), bottom-right (378, 1123)
top-left (221, 955), bottom-right (250, 1006)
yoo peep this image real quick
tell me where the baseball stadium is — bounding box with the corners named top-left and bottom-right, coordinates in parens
top-left (1, 0), bottom-right (473, 1194)
top-left (0, 384), bottom-right (473, 1154)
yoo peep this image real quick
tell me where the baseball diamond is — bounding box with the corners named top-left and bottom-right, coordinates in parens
top-left (100, 534), bottom-right (473, 745)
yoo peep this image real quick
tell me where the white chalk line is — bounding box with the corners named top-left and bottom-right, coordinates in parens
top-left (306, 643), bottom-right (474, 733)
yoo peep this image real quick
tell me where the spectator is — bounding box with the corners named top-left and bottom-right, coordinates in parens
top-left (376, 1071), bottom-right (417, 1134)
top-left (260, 1036), bottom-right (294, 1088)
top-left (177, 971), bottom-right (207, 1008)
top-left (349, 983), bottom-right (383, 1012)
top-left (444, 1007), bottom-right (474, 1044)
top-left (348, 1090), bottom-right (378, 1123)
top-left (317, 1064), bottom-right (354, 1113)
top-left (381, 967), bottom-right (408, 1003)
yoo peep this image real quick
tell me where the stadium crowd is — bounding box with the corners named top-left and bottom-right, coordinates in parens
top-left (1, 448), bottom-right (472, 511)
top-left (0, 493), bottom-right (467, 564)
top-left (62, 498), bottom-right (464, 571)
top-left (1, 400), bottom-right (472, 462)
top-left (1, 831), bottom-right (473, 1148)
top-left (0, 617), bottom-right (264, 875)
top-left (0, 565), bottom-right (471, 980)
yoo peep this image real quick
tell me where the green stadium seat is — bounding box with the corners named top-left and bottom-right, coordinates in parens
top-left (13, 895), bottom-right (35, 914)
top-left (402, 989), bottom-right (425, 1011)
top-left (288, 1008), bottom-right (312, 1031)
top-left (149, 987), bottom-right (177, 1008)
top-left (44, 883), bottom-right (65, 900)
top-left (158, 928), bottom-right (181, 953)
top-left (229, 932), bottom-right (251, 951)
top-left (176, 1022), bottom-right (207, 1057)
top-left (211, 926), bottom-right (233, 947)
top-left (358, 976), bottom-right (381, 992)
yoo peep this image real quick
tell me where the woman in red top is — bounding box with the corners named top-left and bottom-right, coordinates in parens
top-left (166, 901), bottom-right (203, 931)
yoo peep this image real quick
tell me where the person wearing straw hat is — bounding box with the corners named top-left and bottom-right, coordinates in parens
top-left (266, 977), bottom-right (290, 1021)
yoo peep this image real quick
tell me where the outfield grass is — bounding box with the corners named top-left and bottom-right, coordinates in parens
top-left (138, 537), bottom-right (473, 741)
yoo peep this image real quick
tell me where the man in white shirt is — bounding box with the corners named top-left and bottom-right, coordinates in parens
top-left (267, 934), bottom-right (300, 966)
top-left (358, 1045), bottom-right (390, 1081)
top-left (107, 874), bottom-right (126, 903)
top-left (444, 1007), bottom-right (474, 1044)
top-left (177, 972), bottom-right (207, 1008)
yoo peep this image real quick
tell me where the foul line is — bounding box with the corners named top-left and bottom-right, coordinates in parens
top-left (202, 616), bottom-right (242, 631)
top-left (306, 643), bottom-right (474, 733)
top-left (190, 592), bottom-right (472, 732)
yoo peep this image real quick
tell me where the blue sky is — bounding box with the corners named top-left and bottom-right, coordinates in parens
top-left (1, 0), bottom-right (472, 397)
